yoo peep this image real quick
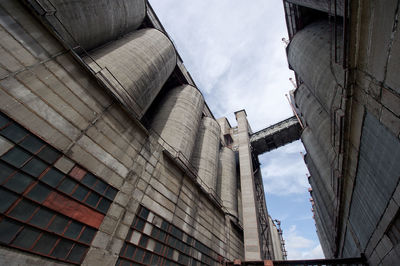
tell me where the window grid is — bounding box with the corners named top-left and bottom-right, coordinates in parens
top-left (0, 112), bottom-right (118, 264)
top-left (0, 187), bottom-right (93, 264)
top-left (0, 112), bottom-right (118, 215)
top-left (117, 206), bottom-right (223, 266)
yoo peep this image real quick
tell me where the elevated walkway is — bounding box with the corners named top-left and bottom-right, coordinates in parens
top-left (250, 116), bottom-right (301, 155)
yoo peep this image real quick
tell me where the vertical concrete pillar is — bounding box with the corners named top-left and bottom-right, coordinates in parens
top-left (235, 110), bottom-right (261, 261)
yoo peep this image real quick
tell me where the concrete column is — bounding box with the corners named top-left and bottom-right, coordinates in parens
top-left (235, 110), bottom-right (261, 261)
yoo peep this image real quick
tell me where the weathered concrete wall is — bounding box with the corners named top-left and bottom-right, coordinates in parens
top-left (86, 28), bottom-right (177, 119)
top-left (150, 85), bottom-right (204, 161)
top-left (291, 1), bottom-right (400, 264)
top-left (0, 1), bottom-right (244, 265)
top-left (33, 0), bottom-right (146, 51)
top-left (346, 113), bottom-right (400, 261)
top-left (191, 117), bottom-right (221, 197)
top-left (340, 1), bottom-right (400, 264)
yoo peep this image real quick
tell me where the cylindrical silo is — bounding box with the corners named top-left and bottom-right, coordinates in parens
top-left (286, 0), bottom-right (344, 16)
top-left (295, 84), bottom-right (336, 164)
top-left (46, 0), bottom-right (146, 51)
top-left (301, 127), bottom-right (335, 202)
top-left (86, 28), bottom-right (177, 118)
top-left (218, 147), bottom-right (238, 217)
top-left (191, 117), bottom-right (221, 196)
top-left (288, 21), bottom-right (344, 113)
top-left (150, 85), bottom-right (204, 160)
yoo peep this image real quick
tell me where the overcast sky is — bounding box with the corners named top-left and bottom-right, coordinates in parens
top-left (149, 0), bottom-right (323, 260)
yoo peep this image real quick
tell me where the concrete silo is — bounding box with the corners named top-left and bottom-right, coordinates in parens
top-left (150, 85), bottom-right (204, 160)
top-left (39, 0), bottom-right (147, 51)
top-left (191, 117), bottom-right (221, 196)
top-left (86, 29), bottom-right (177, 118)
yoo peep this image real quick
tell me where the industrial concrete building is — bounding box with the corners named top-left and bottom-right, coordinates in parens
top-left (0, 0), bottom-right (287, 265)
top-left (284, 0), bottom-right (400, 265)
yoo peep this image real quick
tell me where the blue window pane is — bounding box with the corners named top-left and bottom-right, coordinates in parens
top-left (71, 185), bottom-right (89, 201)
top-left (29, 208), bottom-right (54, 228)
top-left (0, 113), bottom-right (10, 128)
top-left (134, 248), bottom-right (144, 262)
top-left (9, 199), bottom-right (37, 222)
top-left (12, 226), bottom-right (41, 249)
top-left (66, 243), bottom-right (87, 263)
top-left (64, 221), bottom-right (83, 240)
top-left (0, 187), bottom-right (18, 212)
top-left (0, 218), bottom-right (21, 244)
top-left (84, 192), bottom-right (100, 208)
top-left (124, 244), bottom-right (136, 258)
top-left (37, 146), bottom-right (60, 164)
top-left (139, 207), bottom-right (149, 220)
top-left (57, 178), bottom-right (77, 194)
top-left (41, 168), bottom-right (64, 187)
top-left (4, 172), bottom-right (34, 193)
top-left (20, 135), bottom-right (45, 154)
top-left (0, 161), bottom-right (15, 184)
top-left (51, 238), bottom-right (73, 259)
top-left (26, 183), bottom-right (51, 203)
top-left (81, 173), bottom-right (96, 187)
top-left (139, 235), bottom-right (148, 247)
top-left (21, 158), bottom-right (48, 177)
top-left (105, 186), bottom-right (118, 200)
top-left (78, 226), bottom-right (96, 244)
top-left (96, 198), bottom-right (111, 214)
top-left (32, 233), bottom-right (58, 255)
top-left (1, 147), bottom-right (31, 168)
top-left (48, 215), bottom-right (69, 234)
top-left (93, 180), bottom-right (107, 194)
top-left (0, 123), bottom-right (28, 143)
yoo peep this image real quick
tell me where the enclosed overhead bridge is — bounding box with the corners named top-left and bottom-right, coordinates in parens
top-left (250, 116), bottom-right (302, 155)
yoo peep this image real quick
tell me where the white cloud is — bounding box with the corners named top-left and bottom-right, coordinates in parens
top-left (261, 141), bottom-right (309, 195)
top-left (285, 225), bottom-right (324, 260)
